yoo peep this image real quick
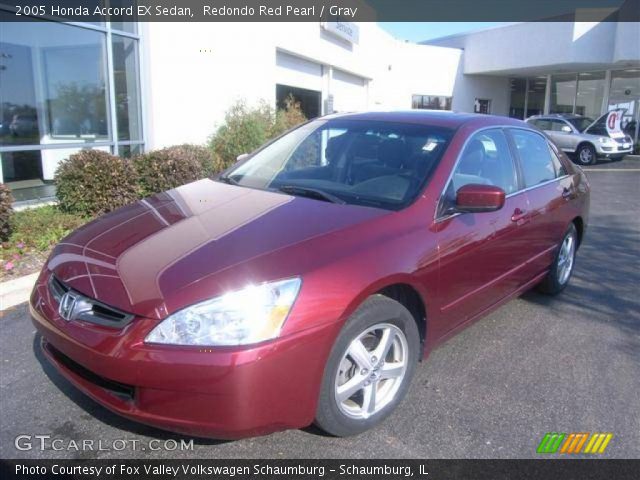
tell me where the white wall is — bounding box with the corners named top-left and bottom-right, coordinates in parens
top-left (451, 58), bottom-right (511, 116)
top-left (614, 22), bottom-right (640, 64)
top-left (141, 22), bottom-right (463, 149)
top-left (427, 21), bottom-right (639, 75)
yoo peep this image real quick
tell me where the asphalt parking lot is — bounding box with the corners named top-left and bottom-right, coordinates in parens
top-left (1, 158), bottom-right (639, 460)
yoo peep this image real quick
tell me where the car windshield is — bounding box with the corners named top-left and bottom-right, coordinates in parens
top-left (223, 119), bottom-right (454, 211)
top-left (566, 117), bottom-right (594, 132)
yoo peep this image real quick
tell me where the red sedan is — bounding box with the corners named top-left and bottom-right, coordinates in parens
top-left (30, 111), bottom-right (589, 438)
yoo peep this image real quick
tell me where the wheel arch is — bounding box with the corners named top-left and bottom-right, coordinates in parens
top-left (572, 216), bottom-right (584, 247)
top-left (576, 141), bottom-right (596, 154)
top-left (377, 284), bottom-right (427, 349)
top-left (341, 275), bottom-right (429, 352)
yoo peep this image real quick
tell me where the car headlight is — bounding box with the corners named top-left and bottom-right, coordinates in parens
top-left (145, 278), bottom-right (301, 346)
top-left (598, 137), bottom-right (613, 144)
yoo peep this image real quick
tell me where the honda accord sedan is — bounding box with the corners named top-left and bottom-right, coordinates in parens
top-left (30, 111), bottom-right (589, 438)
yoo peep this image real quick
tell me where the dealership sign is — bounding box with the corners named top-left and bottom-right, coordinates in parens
top-left (606, 109), bottom-right (625, 139)
top-left (322, 21), bottom-right (360, 44)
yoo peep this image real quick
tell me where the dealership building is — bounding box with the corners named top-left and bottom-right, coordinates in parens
top-left (1, 12), bottom-right (639, 203)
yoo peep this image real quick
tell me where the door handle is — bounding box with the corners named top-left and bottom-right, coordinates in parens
top-left (511, 208), bottom-right (528, 223)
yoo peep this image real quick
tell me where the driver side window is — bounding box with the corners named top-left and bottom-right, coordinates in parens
top-left (440, 129), bottom-right (518, 216)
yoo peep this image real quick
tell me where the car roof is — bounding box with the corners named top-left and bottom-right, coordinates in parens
top-left (322, 110), bottom-right (527, 129)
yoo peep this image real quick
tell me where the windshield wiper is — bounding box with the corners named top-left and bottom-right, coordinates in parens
top-left (277, 185), bottom-right (346, 204)
top-left (217, 174), bottom-right (240, 185)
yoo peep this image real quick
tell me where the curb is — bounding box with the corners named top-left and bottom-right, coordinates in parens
top-left (0, 273), bottom-right (38, 311)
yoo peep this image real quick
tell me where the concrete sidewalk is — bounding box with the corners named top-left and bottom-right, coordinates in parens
top-left (0, 273), bottom-right (38, 311)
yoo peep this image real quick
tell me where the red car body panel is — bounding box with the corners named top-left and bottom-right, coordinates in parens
top-left (30, 112), bottom-right (590, 438)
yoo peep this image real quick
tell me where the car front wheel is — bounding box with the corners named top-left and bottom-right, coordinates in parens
top-left (314, 295), bottom-right (420, 436)
top-left (576, 143), bottom-right (597, 166)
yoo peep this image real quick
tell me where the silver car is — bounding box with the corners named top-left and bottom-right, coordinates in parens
top-left (526, 113), bottom-right (634, 165)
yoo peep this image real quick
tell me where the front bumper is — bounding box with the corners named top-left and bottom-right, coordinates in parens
top-left (596, 144), bottom-right (633, 158)
top-left (30, 271), bottom-right (340, 439)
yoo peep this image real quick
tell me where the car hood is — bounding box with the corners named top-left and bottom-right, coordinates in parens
top-left (584, 108), bottom-right (627, 135)
top-left (48, 179), bottom-right (387, 320)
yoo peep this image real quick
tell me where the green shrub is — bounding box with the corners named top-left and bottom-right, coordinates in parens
top-left (208, 97), bottom-right (307, 173)
top-left (55, 149), bottom-right (139, 216)
top-left (134, 144), bottom-right (213, 196)
top-left (9, 205), bottom-right (87, 251)
top-left (271, 95), bottom-right (308, 138)
top-left (0, 183), bottom-right (14, 242)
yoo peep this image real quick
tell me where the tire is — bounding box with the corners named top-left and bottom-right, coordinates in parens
top-left (575, 143), bottom-right (597, 166)
top-left (315, 295), bottom-right (420, 437)
top-left (537, 223), bottom-right (578, 295)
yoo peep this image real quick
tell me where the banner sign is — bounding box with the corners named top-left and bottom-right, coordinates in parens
top-left (606, 110), bottom-right (625, 138)
top-left (322, 21), bottom-right (360, 44)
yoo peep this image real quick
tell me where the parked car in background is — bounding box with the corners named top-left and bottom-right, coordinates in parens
top-left (9, 114), bottom-right (38, 138)
top-left (31, 111), bottom-right (590, 439)
top-left (526, 113), bottom-right (633, 165)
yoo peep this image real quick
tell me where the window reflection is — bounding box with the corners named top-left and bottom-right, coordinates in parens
top-left (0, 17), bottom-right (110, 148)
top-left (526, 77), bottom-right (546, 117)
top-left (509, 78), bottom-right (526, 119)
top-left (411, 95), bottom-right (452, 110)
top-left (112, 35), bottom-right (142, 141)
top-left (0, 14), bottom-right (143, 202)
top-left (118, 144), bottom-right (143, 158)
top-left (576, 72), bottom-right (605, 119)
top-left (550, 74), bottom-right (577, 114)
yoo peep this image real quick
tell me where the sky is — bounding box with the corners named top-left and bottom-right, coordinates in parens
top-left (377, 22), bottom-right (511, 43)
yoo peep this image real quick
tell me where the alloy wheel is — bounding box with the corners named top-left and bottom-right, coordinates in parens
top-left (578, 147), bottom-right (594, 165)
top-left (557, 233), bottom-right (576, 285)
top-left (334, 323), bottom-right (408, 420)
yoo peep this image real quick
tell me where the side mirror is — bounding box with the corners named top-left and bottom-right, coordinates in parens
top-left (236, 153), bottom-right (249, 162)
top-left (455, 184), bottom-right (505, 213)
top-left (561, 125), bottom-right (572, 133)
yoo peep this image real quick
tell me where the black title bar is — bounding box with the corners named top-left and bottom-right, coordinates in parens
top-left (2, 459), bottom-right (640, 480)
top-left (0, 0), bottom-right (639, 22)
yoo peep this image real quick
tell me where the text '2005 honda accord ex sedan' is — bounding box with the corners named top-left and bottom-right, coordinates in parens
top-left (30, 111), bottom-right (590, 439)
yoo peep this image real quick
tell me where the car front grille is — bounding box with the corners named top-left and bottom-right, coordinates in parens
top-left (614, 136), bottom-right (632, 145)
top-left (48, 275), bottom-right (135, 328)
top-left (43, 340), bottom-right (135, 402)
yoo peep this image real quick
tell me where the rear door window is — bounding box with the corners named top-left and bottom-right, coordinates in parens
top-left (509, 129), bottom-right (563, 187)
top-left (532, 119), bottom-right (551, 130)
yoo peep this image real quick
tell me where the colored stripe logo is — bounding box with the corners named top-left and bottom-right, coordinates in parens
top-left (537, 432), bottom-right (613, 454)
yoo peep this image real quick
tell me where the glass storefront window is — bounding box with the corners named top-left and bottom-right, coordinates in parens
top-left (0, 16), bottom-right (110, 149)
top-left (508, 77), bottom-right (545, 119)
top-left (109, 0), bottom-right (138, 33)
top-left (550, 74), bottom-right (577, 114)
top-left (111, 22), bottom-right (138, 34)
top-left (526, 77), bottom-right (546, 117)
top-left (112, 35), bottom-right (142, 141)
top-left (0, 150), bottom-right (55, 202)
top-left (509, 78), bottom-right (526, 119)
top-left (576, 71), bottom-right (605, 120)
top-left (0, 12), bottom-right (144, 203)
top-left (411, 95), bottom-right (452, 110)
top-left (118, 144), bottom-right (143, 158)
